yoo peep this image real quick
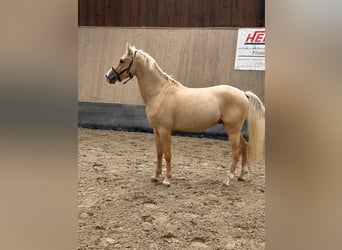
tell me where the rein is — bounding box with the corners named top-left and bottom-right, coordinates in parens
top-left (112, 50), bottom-right (137, 84)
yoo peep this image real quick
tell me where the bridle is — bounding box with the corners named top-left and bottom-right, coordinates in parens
top-left (112, 50), bottom-right (137, 84)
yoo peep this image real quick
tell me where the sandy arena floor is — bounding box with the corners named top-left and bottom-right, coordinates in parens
top-left (78, 128), bottom-right (265, 249)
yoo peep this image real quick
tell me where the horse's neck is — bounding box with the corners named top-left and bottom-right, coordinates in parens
top-left (135, 62), bottom-right (168, 104)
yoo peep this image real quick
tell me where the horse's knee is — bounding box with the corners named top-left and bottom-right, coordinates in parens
top-left (232, 151), bottom-right (240, 162)
top-left (164, 152), bottom-right (171, 162)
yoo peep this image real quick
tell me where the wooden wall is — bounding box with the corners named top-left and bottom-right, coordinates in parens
top-left (78, 0), bottom-right (265, 27)
top-left (78, 27), bottom-right (264, 105)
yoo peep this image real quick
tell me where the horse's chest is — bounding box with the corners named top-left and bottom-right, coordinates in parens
top-left (145, 105), bottom-right (172, 127)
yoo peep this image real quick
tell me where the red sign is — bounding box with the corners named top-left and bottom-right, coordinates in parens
top-left (245, 30), bottom-right (265, 44)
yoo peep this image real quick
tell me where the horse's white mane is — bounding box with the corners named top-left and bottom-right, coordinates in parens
top-left (135, 48), bottom-right (178, 84)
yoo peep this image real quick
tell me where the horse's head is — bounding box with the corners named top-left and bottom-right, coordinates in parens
top-left (105, 43), bottom-right (137, 84)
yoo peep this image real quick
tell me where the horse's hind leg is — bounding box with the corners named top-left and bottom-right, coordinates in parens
top-left (224, 130), bottom-right (241, 186)
top-left (238, 134), bottom-right (248, 181)
top-left (151, 128), bottom-right (163, 182)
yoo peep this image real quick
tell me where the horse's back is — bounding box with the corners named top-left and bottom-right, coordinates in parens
top-left (179, 84), bottom-right (249, 111)
top-left (208, 84), bottom-right (246, 99)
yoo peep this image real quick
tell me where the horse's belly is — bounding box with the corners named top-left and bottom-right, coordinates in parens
top-left (173, 106), bottom-right (221, 132)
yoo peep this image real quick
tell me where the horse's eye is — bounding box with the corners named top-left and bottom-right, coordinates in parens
top-left (119, 59), bottom-right (124, 64)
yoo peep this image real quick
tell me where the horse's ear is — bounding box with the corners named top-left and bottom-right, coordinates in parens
top-left (126, 43), bottom-right (133, 54)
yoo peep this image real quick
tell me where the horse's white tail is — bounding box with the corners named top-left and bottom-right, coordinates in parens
top-left (245, 91), bottom-right (265, 163)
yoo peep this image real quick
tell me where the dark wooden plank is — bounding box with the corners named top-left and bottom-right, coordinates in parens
top-left (157, 0), bottom-right (166, 27)
top-left (129, 0), bottom-right (138, 26)
top-left (78, 0), bottom-right (88, 26)
top-left (137, 0), bottom-right (146, 26)
top-left (110, 0), bottom-right (122, 26)
top-left (199, 0), bottom-right (211, 27)
top-left (162, 0), bottom-right (175, 27)
top-left (78, 0), bottom-right (264, 27)
top-left (258, 0), bottom-right (265, 27)
top-left (145, 0), bottom-right (155, 26)
top-left (87, 0), bottom-right (97, 25)
top-left (104, 0), bottom-right (112, 26)
top-left (175, 0), bottom-right (186, 27)
top-left (232, 0), bottom-right (259, 27)
top-left (193, 0), bottom-right (202, 27)
top-left (218, 0), bottom-right (233, 27)
top-left (119, 0), bottom-right (130, 26)
top-left (187, 0), bottom-right (211, 27)
top-left (179, 0), bottom-right (189, 27)
top-left (246, 0), bottom-right (259, 26)
top-left (248, 0), bottom-right (259, 26)
top-left (189, 0), bottom-right (200, 27)
top-left (96, 0), bottom-right (105, 26)
top-left (231, 0), bottom-right (240, 27)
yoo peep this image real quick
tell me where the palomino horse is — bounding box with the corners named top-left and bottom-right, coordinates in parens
top-left (105, 43), bottom-right (265, 186)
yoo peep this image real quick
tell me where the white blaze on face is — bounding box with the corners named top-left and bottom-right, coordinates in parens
top-left (105, 68), bottom-right (113, 78)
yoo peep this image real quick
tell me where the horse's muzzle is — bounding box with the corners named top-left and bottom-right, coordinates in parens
top-left (105, 68), bottom-right (118, 84)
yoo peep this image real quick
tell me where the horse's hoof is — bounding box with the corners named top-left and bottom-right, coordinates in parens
top-left (222, 180), bottom-right (230, 186)
top-left (237, 177), bottom-right (245, 181)
top-left (150, 177), bottom-right (159, 183)
top-left (162, 180), bottom-right (170, 186)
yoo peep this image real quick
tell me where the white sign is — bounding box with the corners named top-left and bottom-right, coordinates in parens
top-left (234, 28), bottom-right (265, 71)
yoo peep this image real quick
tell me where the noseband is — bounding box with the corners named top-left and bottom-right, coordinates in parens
top-left (112, 50), bottom-right (137, 84)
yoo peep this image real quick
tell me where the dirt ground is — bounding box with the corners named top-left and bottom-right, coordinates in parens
top-left (78, 128), bottom-right (265, 250)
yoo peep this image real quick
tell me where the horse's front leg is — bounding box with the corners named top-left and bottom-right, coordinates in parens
top-left (159, 128), bottom-right (172, 186)
top-left (151, 128), bottom-right (163, 182)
